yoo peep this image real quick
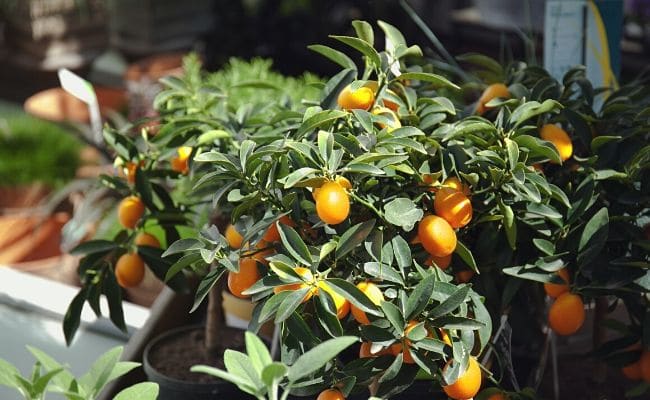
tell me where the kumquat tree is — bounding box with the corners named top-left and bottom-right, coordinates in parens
top-left (64, 18), bottom-right (649, 400)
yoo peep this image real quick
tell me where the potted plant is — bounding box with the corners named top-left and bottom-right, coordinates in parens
top-left (0, 345), bottom-right (158, 400)
top-left (63, 17), bottom-right (649, 400)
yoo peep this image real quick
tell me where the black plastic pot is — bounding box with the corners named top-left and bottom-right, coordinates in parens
top-left (143, 325), bottom-right (249, 400)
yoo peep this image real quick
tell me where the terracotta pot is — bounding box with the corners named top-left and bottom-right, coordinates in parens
top-left (0, 184), bottom-right (50, 210)
top-left (23, 86), bottom-right (126, 124)
top-left (0, 211), bottom-right (70, 264)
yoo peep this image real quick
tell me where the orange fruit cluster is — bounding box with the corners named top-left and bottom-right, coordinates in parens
top-left (316, 388), bottom-right (346, 400)
top-left (350, 281), bottom-right (383, 325)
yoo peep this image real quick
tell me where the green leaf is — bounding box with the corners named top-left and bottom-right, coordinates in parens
top-left (296, 110), bottom-right (347, 139)
top-left (0, 357), bottom-right (20, 388)
top-left (384, 198), bottom-right (423, 231)
top-left (505, 138), bottom-right (519, 171)
top-left (591, 135), bottom-right (622, 153)
top-left (69, 240), bottom-right (118, 256)
top-left (135, 167), bottom-right (156, 211)
top-left (104, 269), bottom-right (127, 333)
top-left (432, 316), bottom-right (485, 330)
top-left (363, 262), bottom-right (404, 285)
top-left (352, 20), bottom-right (374, 45)
top-left (261, 363), bottom-right (287, 388)
top-left (63, 288), bottom-right (87, 346)
top-left (330, 35), bottom-right (381, 68)
top-left (394, 72), bottom-right (459, 90)
top-left (245, 332), bottom-right (273, 375)
top-left (336, 220), bottom-right (376, 259)
top-left (78, 346), bottom-right (122, 397)
top-left (275, 287), bottom-right (310, 323)
top-left (325, 278), bottom-right (382, 316)
top-left (26, 347), bottom-right (74, 392)
top-left (577, 208), bottom-right (609, 266)
top-left (405, 275), bottom-right (435, 319)
top-left (308, 44), bottom-right (357, 70)
top-left (191, 268), bottom-right (225, 313)
top-left (113, 382), bottom-right (159, 400)
top-left (509, 99), bottom-right (562, 128)
top-left (454, 241), bottom-right (478, 272)
top-left (533, 238), bottom-right (555, 255)
top-left (279, 224), bottom-right (313, 266)
top-left (162, 238), bottom-right (204, 257)
top-left (191, 365), bottom-right (258, 395)
top-left (499, 201), bottom-right (516, 250)
top-left (593, 169), bottom-right (627, 181)
top-left (392, 235), bottom-right (412, 271)
top-left (380, 301), bottom-right (405, 332)
top-left (377, 20), bottom-right (405, 52)
top-left (429, 286), bottom-right (470, 318)
top-left (283, 167), bottom-right (319, 188)
top-left (287, 336), bottom-right (357, 382)
top-left (513, 134), bottom-right (562, 164)
top-left (223, 350), bottom-right (264, 394)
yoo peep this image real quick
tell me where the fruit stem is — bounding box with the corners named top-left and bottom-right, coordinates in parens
top-left (349, 192), bottom-right (384, 220)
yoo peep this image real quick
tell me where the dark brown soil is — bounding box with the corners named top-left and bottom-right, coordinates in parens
top-left (148, 326), bottom-right (246, 384)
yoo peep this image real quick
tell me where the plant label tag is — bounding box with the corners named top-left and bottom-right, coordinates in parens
top-left (57, 68), bottom-right (103, 144)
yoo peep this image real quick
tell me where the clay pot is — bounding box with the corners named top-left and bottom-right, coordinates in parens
top-left (24, 86), bottom-right (126, 123)
top-left (0, 211), bottom-right (69, 264)
top-left (143, 325), bottom-right (251, 400)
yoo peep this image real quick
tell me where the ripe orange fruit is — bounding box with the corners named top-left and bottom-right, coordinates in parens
top-left (273, 267), bottom-right (317, 303)
top-left (124, 161), bottom-right (143, 184)
top-left (359, 342), bottom-right (373, 358)
top-left (115, 253), bottom-right (145, 288)
top-left (486, 392), bottom-right (508, 400)
top-left (540, 124), bottom-right (573, 162)
top-left (434, 187), bottom-right (472, 229)
top-left (134, 232), bottom-right (160, 248)
top-left (227, 258), bottom-right (260, 299)
top-left (418, 215), bottom-right (457, 257)
top-left (425, 253), bottom-right (452, 270)
top-left (443, 356), bottom-right (482, 400)
top-left (225, 224), bottom-right (244, 249)
top-left (455, 270), bottom-right (475, 283)
top-left (318, 281), bottom-right (350, 319)
top-left (442, 177), bottom-right (471, 196)
top-left (171, 146), bottom-right (192, 174)
top-left (371, 106), bottom-right (401, 131)
top-left (622, 360), bottom-right (642, 380)
top-left (476, 83), bottom-right (510, 115)
top-left (641, 351), bottom-right (650, 382)
top-left (118, 196), bottom-right (145, 230)
top-left (316, 388), bottom-right (345, 400)
top-left (263, 215), bottom-right (295, 243)
top-left (543, 268), bottom-right (570, 298)
top-left (548, 293), bottom-right (585, 335)
top-left (312, 176), bottom-right (351, 200)
top-left (337, 84), bottom-right (374, 111)
top-left (350, 281), bottom-right (384, 325)
top-left (315, 181), bottom-right (350, 225)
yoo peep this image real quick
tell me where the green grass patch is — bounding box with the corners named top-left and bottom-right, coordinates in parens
top-left (0, 112), bottom-right (82, 188)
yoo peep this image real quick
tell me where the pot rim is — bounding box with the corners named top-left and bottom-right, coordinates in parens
top-left (142, 324), bottom-right (245, 387)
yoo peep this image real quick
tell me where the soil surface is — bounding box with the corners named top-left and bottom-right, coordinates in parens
top-left (148, 326), bottom-right (245, 384)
